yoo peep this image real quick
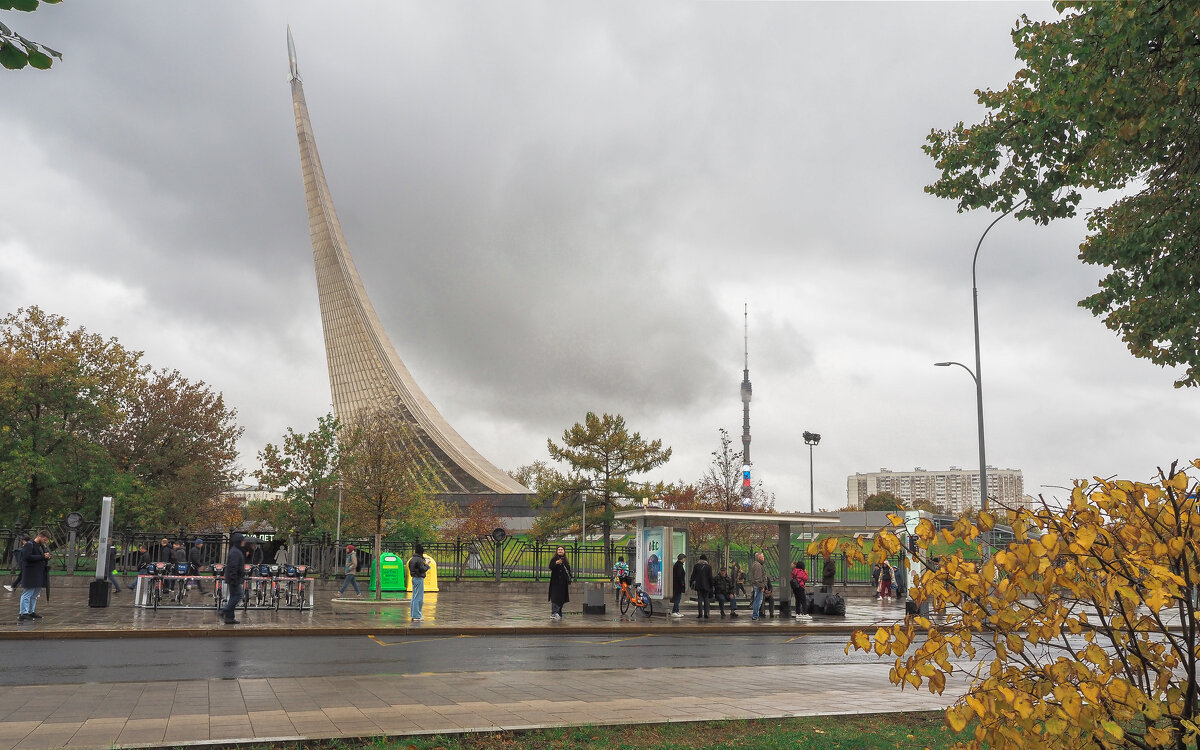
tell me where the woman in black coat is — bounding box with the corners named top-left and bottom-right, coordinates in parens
top-left (547, 546), bottom-right (572, 620)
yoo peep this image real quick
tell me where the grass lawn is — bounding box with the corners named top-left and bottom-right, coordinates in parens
top-left (258, 712), bottom-right (971, 749)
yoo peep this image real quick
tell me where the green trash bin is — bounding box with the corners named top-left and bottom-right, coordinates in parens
top-left (370, 552), bottom-right (407, 592)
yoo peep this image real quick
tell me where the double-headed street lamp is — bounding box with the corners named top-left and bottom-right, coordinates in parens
top-left (802, 431), bottom-right (821, 514)
top-left (937, 198), bottom-right (1027, 520)
top-left (934, 361), bottom-right (987, 513)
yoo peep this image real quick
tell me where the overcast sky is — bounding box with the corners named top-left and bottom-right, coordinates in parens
top-left (3, 2), bottom-right (1196, 512)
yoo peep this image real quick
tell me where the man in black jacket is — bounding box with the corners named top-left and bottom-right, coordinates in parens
top-left (17, 530), bottom-right (51, 622)
top-left (188, 539), bottom-right (207, 595)
top-left (670, 554), bottom-right (686, 618)
top-left (220, 533), bottom-right (256, 625)
top-left (689, 554), bottom-right (714, 619)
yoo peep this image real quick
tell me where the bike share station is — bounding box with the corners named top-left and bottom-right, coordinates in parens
top-left (613, 507), bottom-right (841, 617)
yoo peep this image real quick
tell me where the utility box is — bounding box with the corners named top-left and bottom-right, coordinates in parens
top-left (583, 581), bottom-right (606, 614)
top-left (371, 552), bottom-right (406, 592)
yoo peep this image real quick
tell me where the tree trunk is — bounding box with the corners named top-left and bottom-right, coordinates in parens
top-left (374, 531), bottom-right (382, 600)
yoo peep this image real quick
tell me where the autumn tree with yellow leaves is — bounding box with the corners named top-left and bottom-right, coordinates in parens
top-left (832, 461), bottom-right (1200, 750)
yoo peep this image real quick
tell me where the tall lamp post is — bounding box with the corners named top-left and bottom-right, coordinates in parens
top-left (803, 431), bottom-right (821, 551)
top-left (802, 431), bottom-right (821, 514)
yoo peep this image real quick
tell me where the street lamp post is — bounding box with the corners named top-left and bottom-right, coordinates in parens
top-left (802, 432), bottom-right (821, 514)
top-left (935, 361), bottom-right (986, 513)
top-left (803, 431), bottom-right (821, 552)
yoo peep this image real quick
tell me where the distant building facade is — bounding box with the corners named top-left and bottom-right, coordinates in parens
top-left (846, 467), bottom-right (1028, 514)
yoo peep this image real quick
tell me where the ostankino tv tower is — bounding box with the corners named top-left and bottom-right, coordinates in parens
top-left (740, 304), bottom-right (752, 507)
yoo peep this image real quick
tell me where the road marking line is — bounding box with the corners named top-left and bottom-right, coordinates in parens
top-left (571, 634), bottom-right (656, 645)
top-left (368, 634), bottom-right (477, 647)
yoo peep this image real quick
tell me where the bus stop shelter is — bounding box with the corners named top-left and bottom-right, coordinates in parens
top-left (613, 507), bottom-right (841, 618)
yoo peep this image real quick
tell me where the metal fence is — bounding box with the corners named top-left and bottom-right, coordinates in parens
top-left (0, 527), bottom-right (906, 588)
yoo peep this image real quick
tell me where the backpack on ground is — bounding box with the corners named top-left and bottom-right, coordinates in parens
top-left (823, 592), bottom-right (846, 616)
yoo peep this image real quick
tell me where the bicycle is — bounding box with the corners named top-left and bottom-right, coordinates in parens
top-left (617, 578), bottom-right (654, 618)
top-left (172, 562), bottom-right (191, 605)
top-left (144, 562), bottom-right (168, 611)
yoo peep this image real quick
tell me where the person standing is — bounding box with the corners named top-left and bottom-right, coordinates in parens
top-left (105, 544), bottom-right (122, 595)
top-left (188, 539), bottom-right (206, 595)
top-left (219, 533), bottom-right (251, 625)
top-left (17, 530), bottom-right (51, 622)
top-left (154, 538), bottom-right (170, 563)
top-left (879, 560), bottom-right (895, 601)
top-left (821, 554), bottom-right (836, 593)
top-left (408, 544), bottom-right (430, 621)
top-left (790, 561), bottom-right (811, 620)
top-left (713, 566), bottom-right (738, 618)
top-left (547, 545), bottom-right (571, 620)
top-left (5, 533), bottom-right (30, 592)
top-left (338, 544), bottom-right (361, 596)
top-left (748, 551), bottom-right (767, 620)
top-left (689, 554), bottom-right (714, 619)
top-left (669, 554), bottom-right (686, 618)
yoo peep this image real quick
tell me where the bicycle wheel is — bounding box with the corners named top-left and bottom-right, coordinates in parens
top-left (298, 581), bottom-right (306, 611)
top-left (274, 583), bottom-right (281, 610)
top-left (640, 595), bottom-right (654, 618)
top-left (619, 589), bottom-right (631, 615)
top-left (152, 583), bottom-right (160, 611)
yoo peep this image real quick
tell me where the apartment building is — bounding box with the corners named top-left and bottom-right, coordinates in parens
top-left (846, 466), bottom-right (1027, 514)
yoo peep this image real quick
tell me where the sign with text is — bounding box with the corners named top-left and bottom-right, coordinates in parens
top-left (642, 527), bottom-right (665, 598)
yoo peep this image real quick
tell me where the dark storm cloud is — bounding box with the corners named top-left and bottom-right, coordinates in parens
top-left (2, 1), bottom-right (1197, 507)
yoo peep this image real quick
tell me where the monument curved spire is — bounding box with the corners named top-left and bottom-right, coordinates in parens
top-left (288, 30), bottom-right (528, 495)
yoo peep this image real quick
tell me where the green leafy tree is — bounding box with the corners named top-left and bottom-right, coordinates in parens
top-left (533, 412), bottom-right (671, 570)
top-left (0, 306), bottom-right (145, 525)
top-left (1, 0), bottom-right (63, 70)
top-left (925, 1), bottom-right (1200, 387)
top-left (844, 462), bottom-right (1200, 749)
top-left (104, 368), bottom-right (244, 529)
top-left (252, 413), bottom-right (341, 536)
top-left (864, 491), bottom-right (906, 512)
top-left (339, 408), bottom-right (443, 599)
top-left (509, 460), bottom-right (550, 493)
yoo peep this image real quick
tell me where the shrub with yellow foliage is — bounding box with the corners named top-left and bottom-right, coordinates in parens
top-left (832, 461), bottom-right (1200, 749)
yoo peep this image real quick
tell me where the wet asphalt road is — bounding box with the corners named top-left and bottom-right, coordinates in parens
top-left (4, 633), bottom-right (885, 685)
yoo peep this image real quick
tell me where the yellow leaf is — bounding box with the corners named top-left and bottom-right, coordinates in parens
top-left (1060, 690), bottom-right (1081, 719)
top-left (977, 510), bottom-right (995, 530)
top-left (929, 670), bottom-right (946, 694)
top-left (1044, 717), bottom-right (1066, 735)
top-left (1101, 720), bottom-right (1125, 739)
top-left (1006, 633), bottom-right (1025, 654)
top-left (1040, 532), bottom-right (1058, 553)
top-left (1074, 525), bottom-right (1096, 550)
top-left (946, 707), bottom-right (968, 732)
top-left (1013, 693), bottom-right (1033, 719)
top-left (851, 630), bottom-right (871, 653)
top-left (1168, 471), bottom-right (1188, 491)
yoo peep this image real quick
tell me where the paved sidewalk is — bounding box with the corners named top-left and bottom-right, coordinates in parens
top-left (0, 662), bottom-right (962, 750)
top-left (0, 585), bottom-right (909, 639)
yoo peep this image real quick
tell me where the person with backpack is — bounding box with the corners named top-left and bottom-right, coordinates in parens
top-left (879, 560), bottom-right (895, 601)
top-left (408, 544), bottom-right (430, 621)
top-left (338, 544), bottom-right (361, 596)
top-left (790, 560), bottom-right (811, 620)
top-left (689, 554), bottom-right (714, 619)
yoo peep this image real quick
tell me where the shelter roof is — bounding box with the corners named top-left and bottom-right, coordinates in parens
top-left (613, 507), bottom-right (840, 527)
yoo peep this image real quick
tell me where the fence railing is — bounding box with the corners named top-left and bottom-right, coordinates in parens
top-left (0, 528), bottom-right (908, 589)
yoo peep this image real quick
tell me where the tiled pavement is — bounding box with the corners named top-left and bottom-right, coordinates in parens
top-left (0, 583), bottom-right (910, 639)
top-left (0, 585), bottom-right (938, 749)
top-left (0, 663), bottom-right (963, 750)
